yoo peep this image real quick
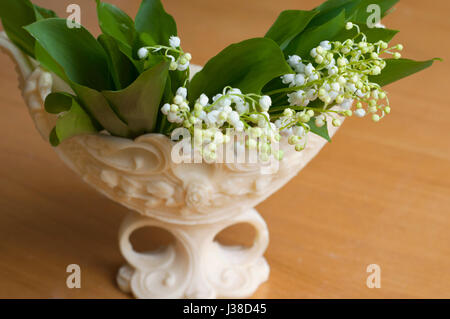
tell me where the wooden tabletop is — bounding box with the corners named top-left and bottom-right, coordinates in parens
top-left (0, 0), bottom-right (449, 299)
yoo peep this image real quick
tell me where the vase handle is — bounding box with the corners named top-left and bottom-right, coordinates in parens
top-left (0, 32), bottom-right (35, 87)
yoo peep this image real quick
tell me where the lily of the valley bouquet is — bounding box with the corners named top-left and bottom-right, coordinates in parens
top-left (0, 0), bottom-right (438, 162)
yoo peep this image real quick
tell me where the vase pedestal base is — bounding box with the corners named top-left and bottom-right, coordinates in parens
top-left (116, 208), bottom-right (270, 299)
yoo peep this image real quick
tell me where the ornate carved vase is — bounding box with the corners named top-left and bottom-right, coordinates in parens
top-left (0, 32), bottom-right (341, 299)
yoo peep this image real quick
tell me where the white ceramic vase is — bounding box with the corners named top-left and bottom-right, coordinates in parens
top-left (0, 32), bottom-right (342, 299)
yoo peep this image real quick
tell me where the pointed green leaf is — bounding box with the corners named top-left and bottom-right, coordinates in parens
top-left (25, 18), bottom-right (112, 91)
top-left (73, 83), bottom-right (132, 137)
top-left (308, 118), bottom-right (331, 142)
top-left (0, 0), bottom-right (38, 57)
top-left (157, 68), bottom-right (187, 135)
top-left (35, 41), bottom-right (69, 83)
top-left (33, 5), bottom-right (57, 20)
top-left (98, 34), bottom-right (139, 90)
top-left (350, 0), bottom-right (399, 24)
top-left (169, 69), bottom-right (188, 95)
top-left (45, 92), bottom-right (74, 114)
top-left (309, 0), bottom-right (359, 28)
top-left (49, 127), bottom-right (60, 147)
top-left (96, 0), bottom-right (135, 57)
top-left (0, 0), bottom-right (57, 57)
top-left (49, 96), bottom-right (98, 146)
top-left (102, 60), bottom-right (170, 136)
top-left (34, 35), bottom-right (132, 138)
top-left (156, 76), bottom-right (174, 135)
top-left (135, 0), bottom-right (177, 46)
top-left (311, 0), bottom-right (398, 28)
top-left (265, 10), bottom-right (318, 50)
top-left (370, 58), bottom-right (440, 87)
top-left (189, 38), bottom-right (292, 102)
top-left (315, 0), bottom-right (356, 12)
top-left (285, 10), bottom-right (346, 57)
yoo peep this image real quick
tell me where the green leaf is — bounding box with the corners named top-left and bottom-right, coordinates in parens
top-left (156, 76), bottom-right (174, 135)
top-left (102, 60), bottom-right (170, 137)
top-left (48, 94), bottom-right (99, 146)
top-left (33, 4), bottom-right (57, 20)
top-left (34, 42), bottom-right (69, 83)
top-left (49, 127), bottom-right (60, 147)
top-left (135, 0), bottom-right (177, 46)
top-left (98, 34), bottom-right (139, 90)
top-left (370, 58), bottom-right (441, 87)
top-left (25, 18), bottom-right (112, 91)
top-left (308, 0), bottom-right (398, 30)
top-left (169, 70), bottom-right (188, 94)
top-left (308, 118), bottom-right (331, 142)
top-left (33, 32), bottom-right (132, 138)
top-left (334, 25), bottom-right (399, 43)
top-left (45, 92), bottom-right (74, 114)
top-left (315, 0), bottom-right (356, 12)
top-left (262, 5), bottom-right (398, 96)
top-left (0, 0), bottom-right (57, 57)
top-left (350, 0), bottom-right (399, 24)
top-left (285, 10), bottom-right (346, 57)
top-left (265, 10), bottom-right (318, 50)
top-left (73, 83), bottom-right (132, 137)
top-left (144, 52), bottom-right (167, 69)
top-left (0, 0), bottom-right (38, 57)
top-left (189, 38), bottom-right (292, 102)
top-left (309, 0), bottom-right (358, 28)
top-left (312, 0), bottom-right (398, 25)
top-left (95, 0), bottom-right (135, 58)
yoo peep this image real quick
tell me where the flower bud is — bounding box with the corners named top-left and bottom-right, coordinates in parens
top-left (295, 144), bottom-right (304, 152)
top-left (137, 47), bottom-right (149, 59)
top-left (315, 55), bottom-right (324, 64)
top-left (169, 61), bottom-right (178, 71)
top-left (179, 56), bottom-right (188, 65)
top-left (315, 118), bottom-right (325, 127)
top-left (173, 95), bottom-right (184, 105)
top-left (332, 119), bottom-right (341, 127)
top-left (316, 46), bottom-right (324, 55)
top-left (355, 108), bottom-right (366, 117)
top-left (259, 95), bottom-right (272, 112)
top-left (288, 136), bottom-right (300, 145)
top-left (169, 36), bottom-right (181, 48)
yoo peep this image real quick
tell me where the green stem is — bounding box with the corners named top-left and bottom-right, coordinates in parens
top-left (265, 79), bottom-right (322, 96)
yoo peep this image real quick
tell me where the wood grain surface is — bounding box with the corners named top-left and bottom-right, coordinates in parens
top-left (0, 0), bottom-right (449, 299)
